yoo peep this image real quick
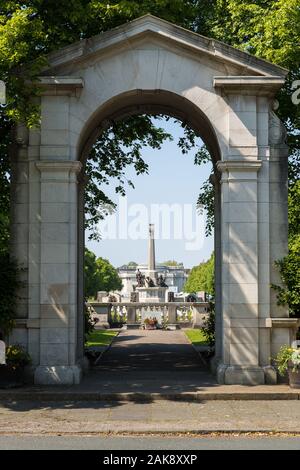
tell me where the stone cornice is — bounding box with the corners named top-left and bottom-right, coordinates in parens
top-left (40, 15), bottom-right (287, 78)
top-left (217, 160), bottom-right (262, 172)
top-left (265, 318), bottom-right (300, 329)
top-left (214, 76), bottom-right (285, 96)
top-left (36, 77), bottom-right (84, 96)
top-left (36, 161), bottom-right (82, 173)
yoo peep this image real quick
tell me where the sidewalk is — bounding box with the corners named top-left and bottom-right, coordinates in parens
top-left (1, 330), bottom-right (299, 435)
top-left (0, 400), bottom-right (300, 434)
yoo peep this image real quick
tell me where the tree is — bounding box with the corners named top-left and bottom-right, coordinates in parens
top-left (85, 115), bottom-right (172, 237)
top-left (207, 0), bottom-right (300, 181)
top-left (194, 1), bottom-right (300, 316)
top-left (271, 181), bottom-right (300, 316)
top-left (184, 252), bottom-right (214, 296)
top-left (84, 248), bottom-right (122, 298)
top-left (95, 257), bottom-right (123, 294)
top-left (159, 260), bottom-right (183, 267)
top-left (127, 261), bottom-right (138, 267)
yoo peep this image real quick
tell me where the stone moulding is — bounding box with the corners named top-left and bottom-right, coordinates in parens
top-left (35, 161), bottom-right (82, 173)
top-left (214, 76), bottom-right (286, 96)
top-left (36, 76), bottom-right (84, 96)
top-left (217, 160), bottom-right (262, 172)
top-left (265, 318), bottom-right (300, 329)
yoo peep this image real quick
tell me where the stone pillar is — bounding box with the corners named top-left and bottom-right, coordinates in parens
top-left (77, 176), bottom-right (86, 363)
top-left (127, 306), bottom-right (137, 324)
top-left (217, 160), bottom-right (265, 385)
top-left (168, 304), bottom-right (177, 324)
top-left (268, 108), bottom-right (290, 359)
top-left (34, 161), bottom-right (82, 385)
top-left (210, 173), bottom-right (222, 372)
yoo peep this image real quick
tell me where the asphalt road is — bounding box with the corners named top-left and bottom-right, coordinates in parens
top-left (0, 435), bottom-right (300, 450)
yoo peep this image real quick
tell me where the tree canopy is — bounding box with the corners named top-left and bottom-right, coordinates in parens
top-left (159, 260), bottom-right (184, 267)
top-left (184, 252), bottom-right (214, 296)
top-left (272, 181), bottom-right (300, 316)
top-left (84, 248), bottom-right (122, 298)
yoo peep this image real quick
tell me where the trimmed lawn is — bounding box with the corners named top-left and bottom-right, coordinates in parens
top-left (86, 330), bottom-right (117, 347)
top-left (184, 329), bottom-right (208, 346)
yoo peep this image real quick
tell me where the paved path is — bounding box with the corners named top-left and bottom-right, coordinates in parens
top-left (0, 329), bottom-right (298, 400)
top-left (1, 435), bottom-right (300, 450)
top-left (83, 329), bottom-right (216, 394)
top-left (96, 329), bottom-right (207, 372)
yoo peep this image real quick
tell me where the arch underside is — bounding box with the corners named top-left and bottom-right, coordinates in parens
top-left (79, 90), bottom-right (221, 167)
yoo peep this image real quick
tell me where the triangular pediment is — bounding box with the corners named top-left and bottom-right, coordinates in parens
top-left (43, 14), bottom-right (287, 77)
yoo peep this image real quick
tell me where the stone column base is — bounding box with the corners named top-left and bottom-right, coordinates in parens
top-left (210, 355), bottom-right (222, 375)
top-left (34, 365), bottom-right (82, 385)
top-left (216, 364), bottom-right (276, 385)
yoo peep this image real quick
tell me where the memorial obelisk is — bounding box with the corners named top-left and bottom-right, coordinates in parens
top-left (147, 223), bottom-right (156, 281)
top-left (135, 224), bottom-right (168, 303)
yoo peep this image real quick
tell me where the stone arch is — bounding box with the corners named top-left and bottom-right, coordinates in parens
top-left (9, 15), bottom-right (295, 386)
top-left (77, 89), bottom-right (222, 166)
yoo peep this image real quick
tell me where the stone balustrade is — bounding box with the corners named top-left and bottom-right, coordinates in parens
top-left (89, 302), bottom-right (210, 326)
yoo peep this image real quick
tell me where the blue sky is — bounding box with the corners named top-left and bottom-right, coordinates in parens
top-left (86, 117), bottom-right (214, 268)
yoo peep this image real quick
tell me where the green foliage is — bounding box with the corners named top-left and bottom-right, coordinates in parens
top-left (271, 181), bottom-right (300, 316)
top-left (84, 248), bottom-right (122, 298)
top-left (202, 304), bottom-right (215, 347)
top-left (127, 261), bottom-right (138, 267)
top-left (196, 171), bottom-right (215, 237)
top-left (159, 260), bottom-right (183, 267)
top-left (0, 114), bottom-right (12, 254)
top-left (85, 329), bottom-right (117, 347)
top-left (187, 307), bottom-right (194, 323)
top-left (84, 303), bottom-right (97, 340)
top-left (272, 252), bottom-right (300, 317)
top-left (0, 253), bottom-right (24, 336)
top-left (85, 115), bottom-right (172, 237)
top-left (161, 310), bottom-right (169, 329)
top-left (274, 345), bottom-right (300, 376)
top-left (209, 0), bottom-right (300, 180)
top-left (5, 344), bottom-right (31, 370)
top-left (110, 307), bottom-right (127, 325)
top-left (185, 328), bottom-right (208, 346)
top-left (184, 252), bottom-right (214, 295)
top-left (200, 1), bottom-right (300, 314)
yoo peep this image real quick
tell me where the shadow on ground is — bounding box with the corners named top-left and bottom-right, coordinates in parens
top-left (0, 330), bottom-right (220, 411)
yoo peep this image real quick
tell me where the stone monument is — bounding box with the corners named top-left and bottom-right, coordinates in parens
top-left (136, 224), bottom-right (168, 303)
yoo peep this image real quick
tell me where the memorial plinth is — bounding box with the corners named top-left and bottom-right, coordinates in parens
top-left (136, 286), bottom-right (168, 303)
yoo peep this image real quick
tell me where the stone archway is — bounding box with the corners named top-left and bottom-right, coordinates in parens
top-left (10, 15), bottom-right (296, 385)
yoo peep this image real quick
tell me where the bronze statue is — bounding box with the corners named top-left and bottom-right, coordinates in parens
top-left (136, 269), bottom-right (145, 287)
top-left (145, 276), bottom-right (155, 287)
top-left (157, 274), bottom-right (168, 287)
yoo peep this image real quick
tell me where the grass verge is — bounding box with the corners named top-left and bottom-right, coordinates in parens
top-left (86, 330), bottom-right (117, 347)
top-left (184, 329), bottom-right (208, 346)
